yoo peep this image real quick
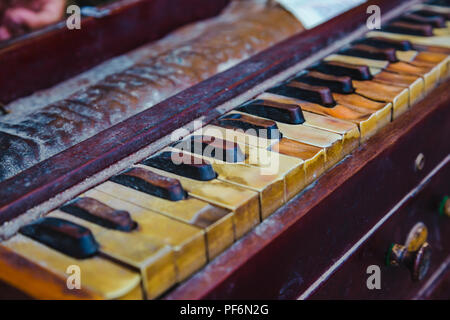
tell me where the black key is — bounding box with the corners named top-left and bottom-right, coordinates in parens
top-left (355, 37), bottom-right (413, 51)
top-left (383, 21), bottom-right (434, 37)
top-left (217, 113), bottom-right (282, 139)
top-left (267, 82), bottom-right (336, 108)
top-left (142, 151), bottom-right (217, 181)
top-left (110, 167), bottom-right (186, 201)
top-left (413, 9), bottom-right (450, 20)
top-left (425, 0), bottom-right (450, 8)
top-left (295, 71), bottom-right (354, 94)
top-left (61, 197), bottom-right (138, 231)
top-left (340, 44), bottom-right (398, 62)
top-left (19, 217), bottom-right (99, 259)
top-left (312, 61), bottom-right (373, 81)
top-left (236, 99), bottom-right (305, 124)
top-left (399, 13), bottom-right (446, 28)
top-left (173, 135), bottom-right (246, 163)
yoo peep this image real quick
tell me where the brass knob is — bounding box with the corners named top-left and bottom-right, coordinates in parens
top-left (386, 222), bottom-right (432, 281)
top-left (439, 196), bottom-right (450, 217)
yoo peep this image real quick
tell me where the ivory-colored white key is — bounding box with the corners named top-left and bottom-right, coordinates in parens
top-left (211, 110), bottom-right (345, 169)
top-left (367, 29), bottom-right (450, 48)
top-left (136, 163), bottom-right (260, 239)
top-left (232, 99), bottom-right (360, 155)
top-left (164, 146), bottom-right (285, 220)
top-left (227, 111), bottom-right (350, 167)
top-left (366, 31), bottom-right (450, 79)
top-left (177, 132), bottom-right (307, 202)
top-left (260, 92), bottom-right (389, 141)
top-left (325, 53), bottom-right (439, 93)
top-left (0, 234), bottom-right (143, 300)
top-left (95, 180), bottom-right (234, 260)
top-left (371, 70), bottom-right (425, 106)
top-left (59, 190), bottom-right (206, 285)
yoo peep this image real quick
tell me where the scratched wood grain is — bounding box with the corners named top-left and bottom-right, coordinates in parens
top-left (0, 0), bottom-right (229, 104)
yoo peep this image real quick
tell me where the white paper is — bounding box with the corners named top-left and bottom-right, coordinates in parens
top-left (276, 0), bottom-right (367, 29)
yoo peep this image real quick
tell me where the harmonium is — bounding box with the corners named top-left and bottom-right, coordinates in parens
top-left (0, 0), bottom-right (448, 300)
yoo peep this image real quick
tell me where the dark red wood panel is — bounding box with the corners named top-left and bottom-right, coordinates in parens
top-left (309, 163), bottom-right (450, 299)
top-left (0, 0), bottom-right (229, 104)
top-left (0, 0), bottom-right (406, 224)
top-left (164, 80), bottom-right (450, 299)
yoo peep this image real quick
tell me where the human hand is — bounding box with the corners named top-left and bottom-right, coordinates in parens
top-left (0, 26), bottom-right (12, 41)
top-left (3, 0), bottom-right (65, 31)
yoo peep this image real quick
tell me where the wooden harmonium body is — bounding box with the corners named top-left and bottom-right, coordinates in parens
top-left (0, 0), bottom-right (449, 299)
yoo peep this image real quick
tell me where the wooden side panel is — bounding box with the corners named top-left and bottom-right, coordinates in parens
top-left (309, 163), bottom-right (450, 299)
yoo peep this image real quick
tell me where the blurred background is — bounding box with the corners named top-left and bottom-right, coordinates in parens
top-left (0, 0), bottom-right (115, 41)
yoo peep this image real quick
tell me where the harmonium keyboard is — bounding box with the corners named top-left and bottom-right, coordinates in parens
top-left (0, 0), bottom-right (448, 300)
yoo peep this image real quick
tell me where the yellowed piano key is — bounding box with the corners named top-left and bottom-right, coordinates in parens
top-left (95, 181), bottom-right (233, 260)
top-left (208, 123), bottom-right (340, 174)
top-left (395, 50), bottom-right (419, 62)
top-left (242, 97), bottom-right (360, 154)
top-left (396, 50), bottom-right (449, 80)
top-left (325, 53), bottom-right (439, 92)
top-left (120, 285), bottom-right (144, 300)
top-left (413, 51), bottom-right (450, 79)
top-left (394, 49), bottom-right (449, 79)
top-left (47, 210), bottom-right (173, 299)
top-left (433, 27), bottom-right (450, 36)
top-left (325, 54), bottom-right (415, 114)
top-left (240, 144), bottom-right (306, 200)
top-left (270, 138), bottom-right (326, 185)
top-left (351, 79), bottom-right (409, 119)
top-left (225, 111), bottom-right (345, 168)
top-left (0, 234), bottom-right (142, 300)
top-left (325, 54), bottom-right (389, 69)
top-left (302, 110), bottom-right (360, 144)
top-left (136, 164), bottom-right (260, 239)
top-left (366, 31), bottom-right (450, 49)
top-left (199, 128), bottom-right (324, 187)
top-left (372, 70), bottom-right (425, 106)
top-left (260, 93), bottom-right (360, 149)
top-left (216, 112), bottom-right (345, 170)
top-left (65, 190), bottom-right (206, 285)
top-left (365, 31), bottom-right (450, 80)
top-left (386, 61), bottom-right (439, 92)
top-left (165, 146), bottom-right (284, 220)
top-left (261, 92), bottom-right (384, 140)
top-left (197, 127), bottom-right (321, 188)
top-left (330, 92), bottom-right (392, 128)
top-left (184, 129), bottom-right (307, 202)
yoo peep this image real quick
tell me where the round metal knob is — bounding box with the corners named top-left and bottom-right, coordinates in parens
top-left (439, 196), bottom-right (450, 217)
top-left (386, 222), bottom-right (432, 281)
top-left (387, 242), bottom-right (432, 281)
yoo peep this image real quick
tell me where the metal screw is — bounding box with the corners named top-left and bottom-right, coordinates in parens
top-left (415, 153), bottom-right (425, 171)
